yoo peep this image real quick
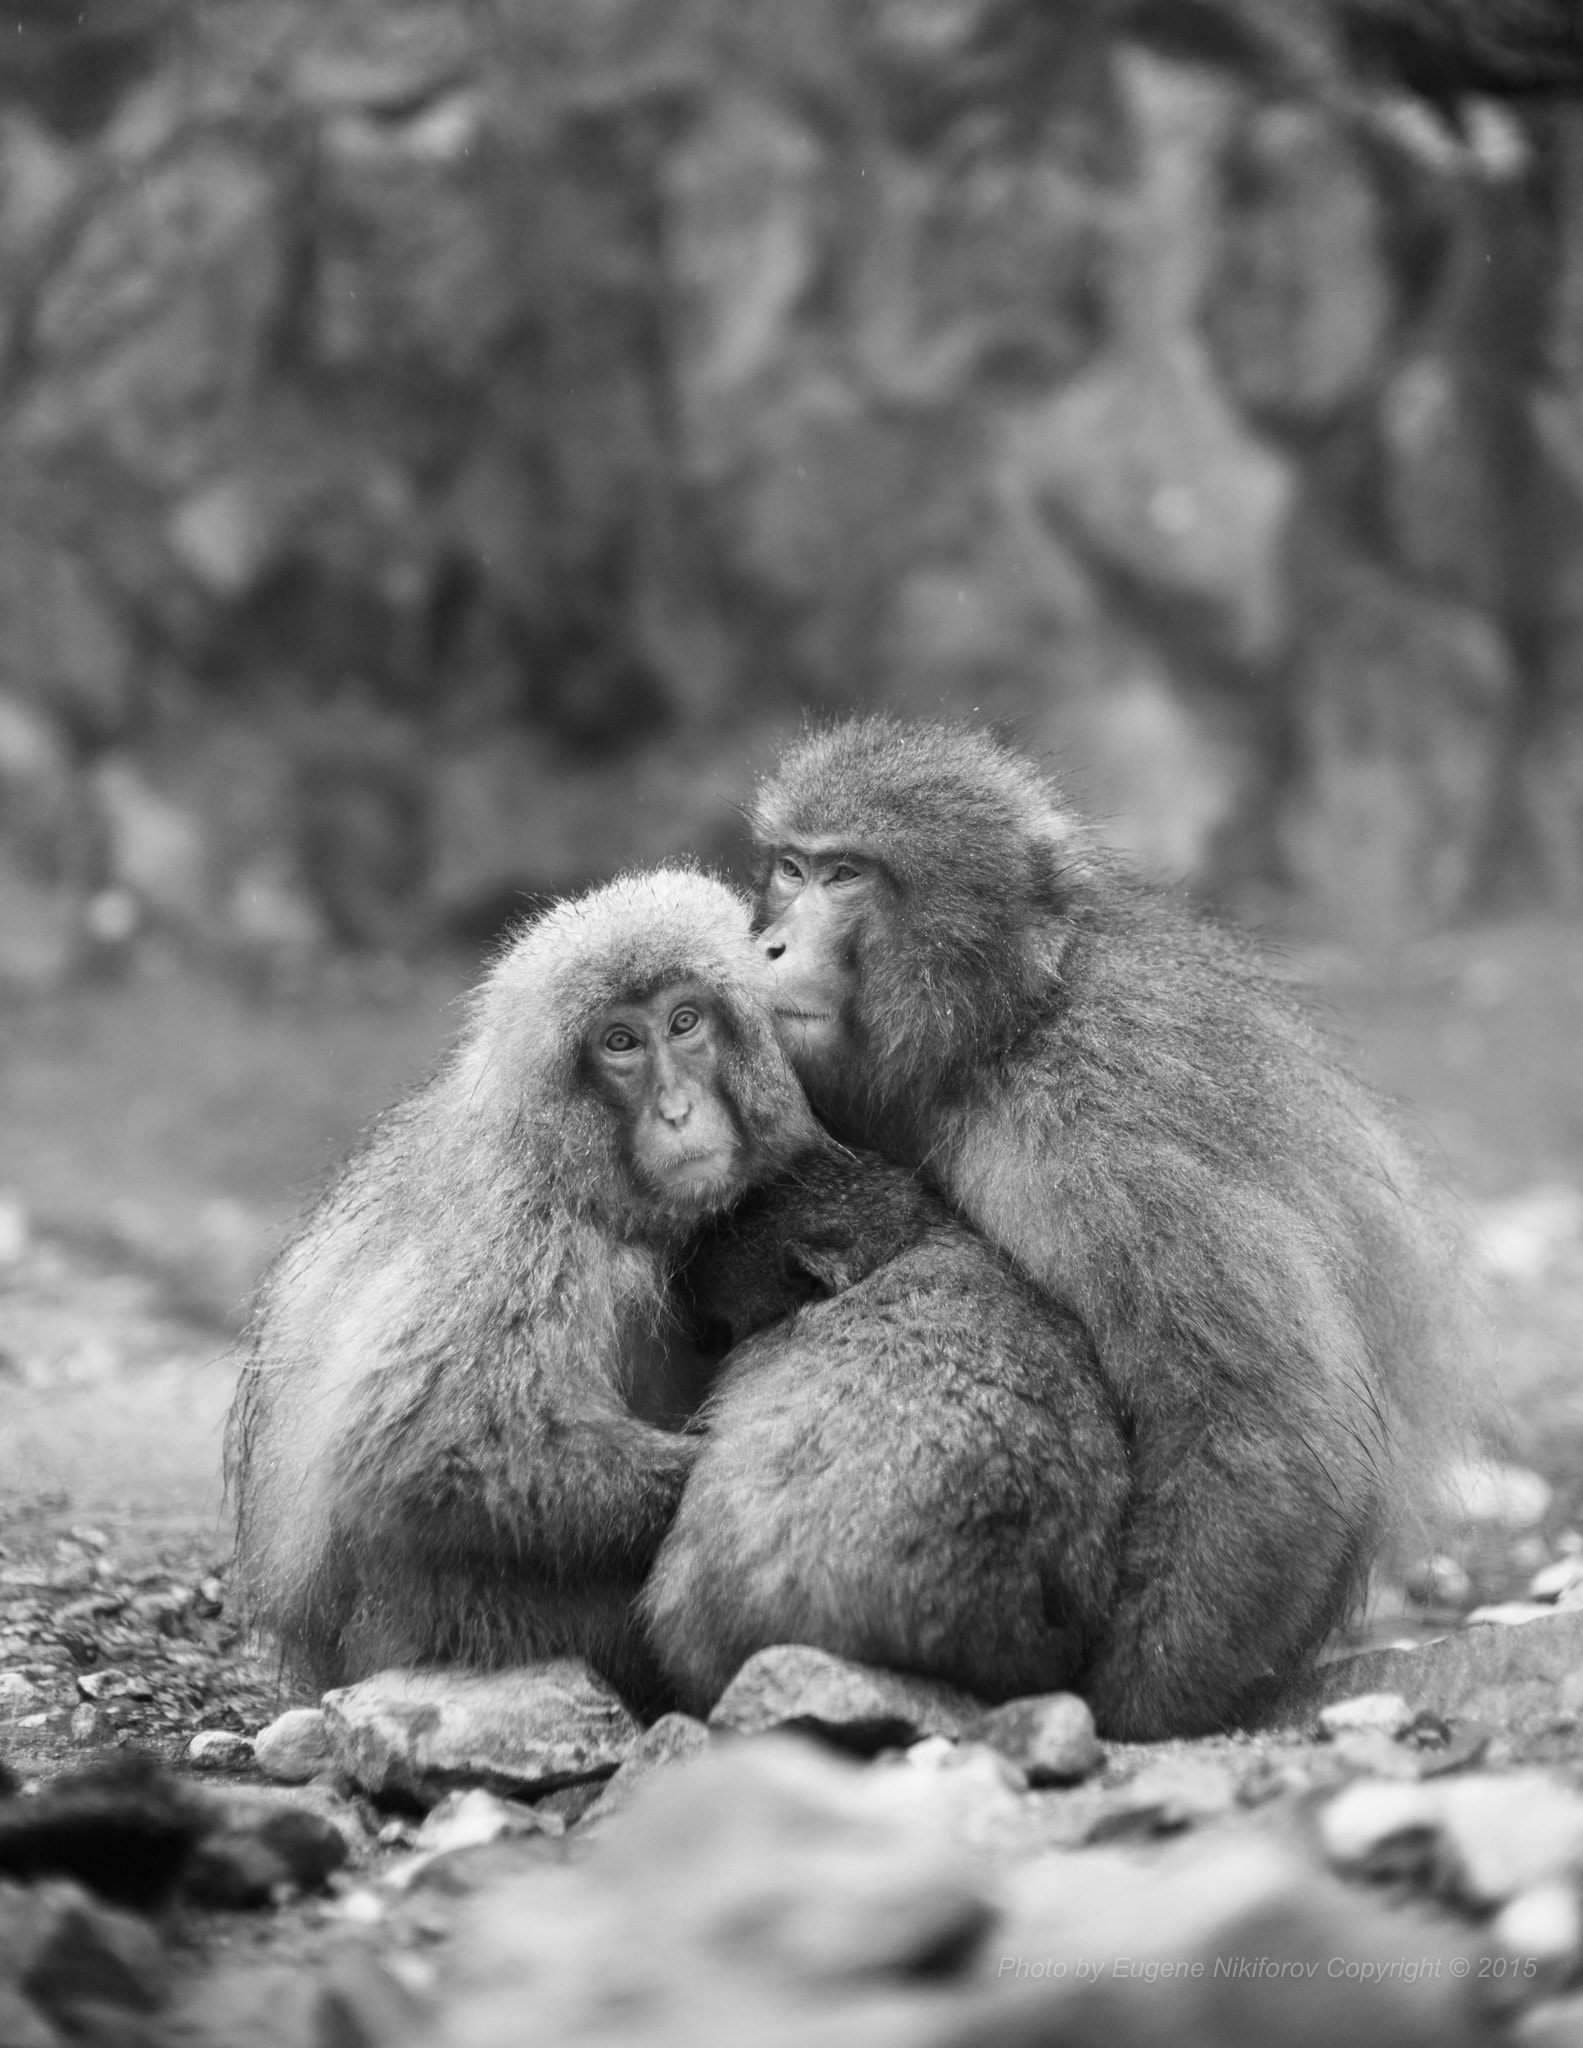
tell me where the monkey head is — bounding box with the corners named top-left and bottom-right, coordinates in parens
top-left (680, 1150), bottom-right (940, 1349)
top-left (460, 869), bottom-right (823, 1238)
top-left (582, 979), bottom-right (761, 1215)
top-left (751, 719), bottom-right (1094, 1140)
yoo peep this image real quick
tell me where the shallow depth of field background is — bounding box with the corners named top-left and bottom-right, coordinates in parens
top-left (0, 0), bottom-right (1580, 1564)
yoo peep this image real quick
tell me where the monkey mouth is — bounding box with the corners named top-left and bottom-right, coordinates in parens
top-left (774, 1008), bottom-right (831, 1024)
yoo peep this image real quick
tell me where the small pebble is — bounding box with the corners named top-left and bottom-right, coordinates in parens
top-left (1318, 1692), bottom-right (1413, 1740)
top-left (186, 1729), bottom-right (255, 1772)
top-left (70, 1703), bottom-right (105, 1745)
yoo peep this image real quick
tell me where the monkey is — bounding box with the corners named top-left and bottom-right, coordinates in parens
top-left (640, 1147), bottom-right (1131, 1715)
top-left (226, 869), bottom-right (820, 1711)
top-left (749, 717), bottom-right (1476, 1741)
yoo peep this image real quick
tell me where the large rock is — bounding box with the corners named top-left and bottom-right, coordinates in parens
top-left (1279, 542), bottom-right (1513, 944)
top-left (1207, 103), bottom-right (1391, 423)
top-left (321, 1663), bottom-right (640, 1808)
top-left (1006, 50), bottom-right (1295, 661)
top-left (1271, 1606), bottom-right (1583, 1734)
top-left (707, 1645), bottom-right (982, 1749)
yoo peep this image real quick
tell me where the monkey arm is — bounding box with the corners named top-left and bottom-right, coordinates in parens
top-left (325, 1332), bottom-right (702, 1586)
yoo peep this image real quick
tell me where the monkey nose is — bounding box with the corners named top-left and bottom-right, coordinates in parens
top-left (761, 934), bottom-right (786, 961)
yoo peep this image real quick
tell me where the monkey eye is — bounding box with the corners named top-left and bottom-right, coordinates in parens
top-left (776, 854), bottom-right (806, 885)
top-left (603, 1025), bottom-right (641, 1054)
top-left (827, 860), bottom-right (863, 885)
top-left (669, 1005), bottom-right (701, 1037)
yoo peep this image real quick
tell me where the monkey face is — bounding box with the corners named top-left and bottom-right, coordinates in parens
top-left (584, 980), bottom-right (750, 1216)
top-left (754, 842), bottom-right (872, 1095)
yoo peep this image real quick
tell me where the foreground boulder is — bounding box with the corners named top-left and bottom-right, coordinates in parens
top-left (322, 1662), bottom-right (640, 1808)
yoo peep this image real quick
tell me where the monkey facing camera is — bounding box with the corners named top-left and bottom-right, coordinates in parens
top-left (227, 869), bottom-right (819, 1711)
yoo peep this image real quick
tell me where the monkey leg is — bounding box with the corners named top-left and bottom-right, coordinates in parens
top-left (1081, 1395), bottom-right (1377, 1740)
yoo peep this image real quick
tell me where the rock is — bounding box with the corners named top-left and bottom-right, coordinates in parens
top-left (971, 1693), bottom-right (1102, 1785)
top-left (582, 1713), bottom-right (712, 1827)
top-left (1533, 1557), bottom-right (1583, 1603)
top-left (0, 1984), bottom-right (54, 2048)
top-left (1491, 1882), bottom-right (1583, 1987)
top-left (322, 1662), bottom-right (639, 1807)
top-left (1447, 1458), bottom-right (1556, 1530)
top-left (991, 1839), bottom-right (1484, 2048)
top-left (1009, 51), bottom-right (1294, 661)
top-left (68, 1706), bottom-right (104, 1747)
top-left (1319, 1779), bottom-right (1443, 1882)
top-left (1207, 103), bottom-right (1391, 424)
top-left (0, 1672), bottom-right (41, 1714)
top-left (412, 1789), bottom-right (557, 1858)
top-left (707, 1646), bottom-right (981, 1749)
top-left (0, 1753), bottom-right (204, 1908)
top-left (1280, 543), bottom-right (1513, 945)
top-left (1318, 1692), bottom-right (1415, 1740)
top-left (1437, 1775), bottom-right (1583, 1910)
top-left (182, 1804), bottom-right (348, 1909)
top-left (440, 1737), bottom-right (996, 2040)
top-left (1275, 1607), bottom-right (1583, 1735)
top-left (205, 1782), bottom-right (373, 1864)
top-left (0, 1881), bottom-right (165, 2021)
top-left (90, 758), bottom-right (213, 933)
top-left (76, 1670), bottom-right (151, 1704)
top-left (1466, 1603), bottom-right (1558, 1627)
top-left (1406, 1554), bottom-right (1476, 1608)
top-left (310, 1952), bottom-right (428, 2048)
top-left (251, 1707), bottom-right (333, 1785)
top-left (1085, 1758), bottom-right (1238, 1843)
top-left (184, 1730), bottom-right (254, 1773)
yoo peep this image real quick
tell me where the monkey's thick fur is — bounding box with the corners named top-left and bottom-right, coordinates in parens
top-left (227, 871), bottom-right (816, 1706)
top-left (753, 719), bottom-right (1477, 1739)
top-left (642, 1150), bottom-right (1130, 1712)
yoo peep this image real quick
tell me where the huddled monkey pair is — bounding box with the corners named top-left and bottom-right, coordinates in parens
top-left (230, 720), bottom-right (1472, 1740)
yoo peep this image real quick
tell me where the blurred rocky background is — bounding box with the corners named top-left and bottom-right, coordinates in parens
top-left (1, 0), bottom-right (1583, 993)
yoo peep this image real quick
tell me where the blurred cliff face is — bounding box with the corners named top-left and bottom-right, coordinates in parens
top-left (0, 0), bottom-right (1582, 990)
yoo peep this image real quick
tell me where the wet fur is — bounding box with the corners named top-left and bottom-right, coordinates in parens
top-left (753, 719), bottom-right (1477, 1739)
top-left (227, 870), bottom-right (817, 1710)
top-left (642, 1150), bottom-right (1130, 1712)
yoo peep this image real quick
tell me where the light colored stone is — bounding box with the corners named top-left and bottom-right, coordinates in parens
top-left (973, 1692), bottom-right (1102, 1785)
top-left (1318, 1692), bottom-right (1414, 1740)
top-left (252, 1707), bottom-right (333, 1785)
top-left (708, 1645), bottom-right (981, 1747)
top-left (1272, 1604), bottom-right (1583, 1735)
top-left (322, 1661), bottom-right (639, 1807)
top-left (1532, 1557), bottom-right (1583, 1603)
top-left (1085, 1759), bottom-right (1237, 1843)
top-left (1319, 1779), bottom-right (1443, 1880)
top-left (1492, 1882), bottom-right (1583, 1977)
top-left (1437, 1775), bottom-right (1583, 1910)
top-left (1446, 1458), bottom-right (1554, 1531)
top-left (0, 1671), bottom-right (40, 1713)
top-left (184, 1729), bottom-right (254, 1772)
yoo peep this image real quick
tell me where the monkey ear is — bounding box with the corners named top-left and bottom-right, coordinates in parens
top-left (779, 1238), bottom-right (857, 1302)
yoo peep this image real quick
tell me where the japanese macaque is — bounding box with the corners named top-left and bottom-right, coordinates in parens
top-left (642, 1149), bottom-right (1130, 1713)
top-left (227, 870), bottom-right (818, 1709)
top-left (751, 718), bottom-right (1475, 1740)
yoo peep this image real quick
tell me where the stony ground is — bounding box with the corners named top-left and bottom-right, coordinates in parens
top-left (0, 916), bottom-right (1581, 2043)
